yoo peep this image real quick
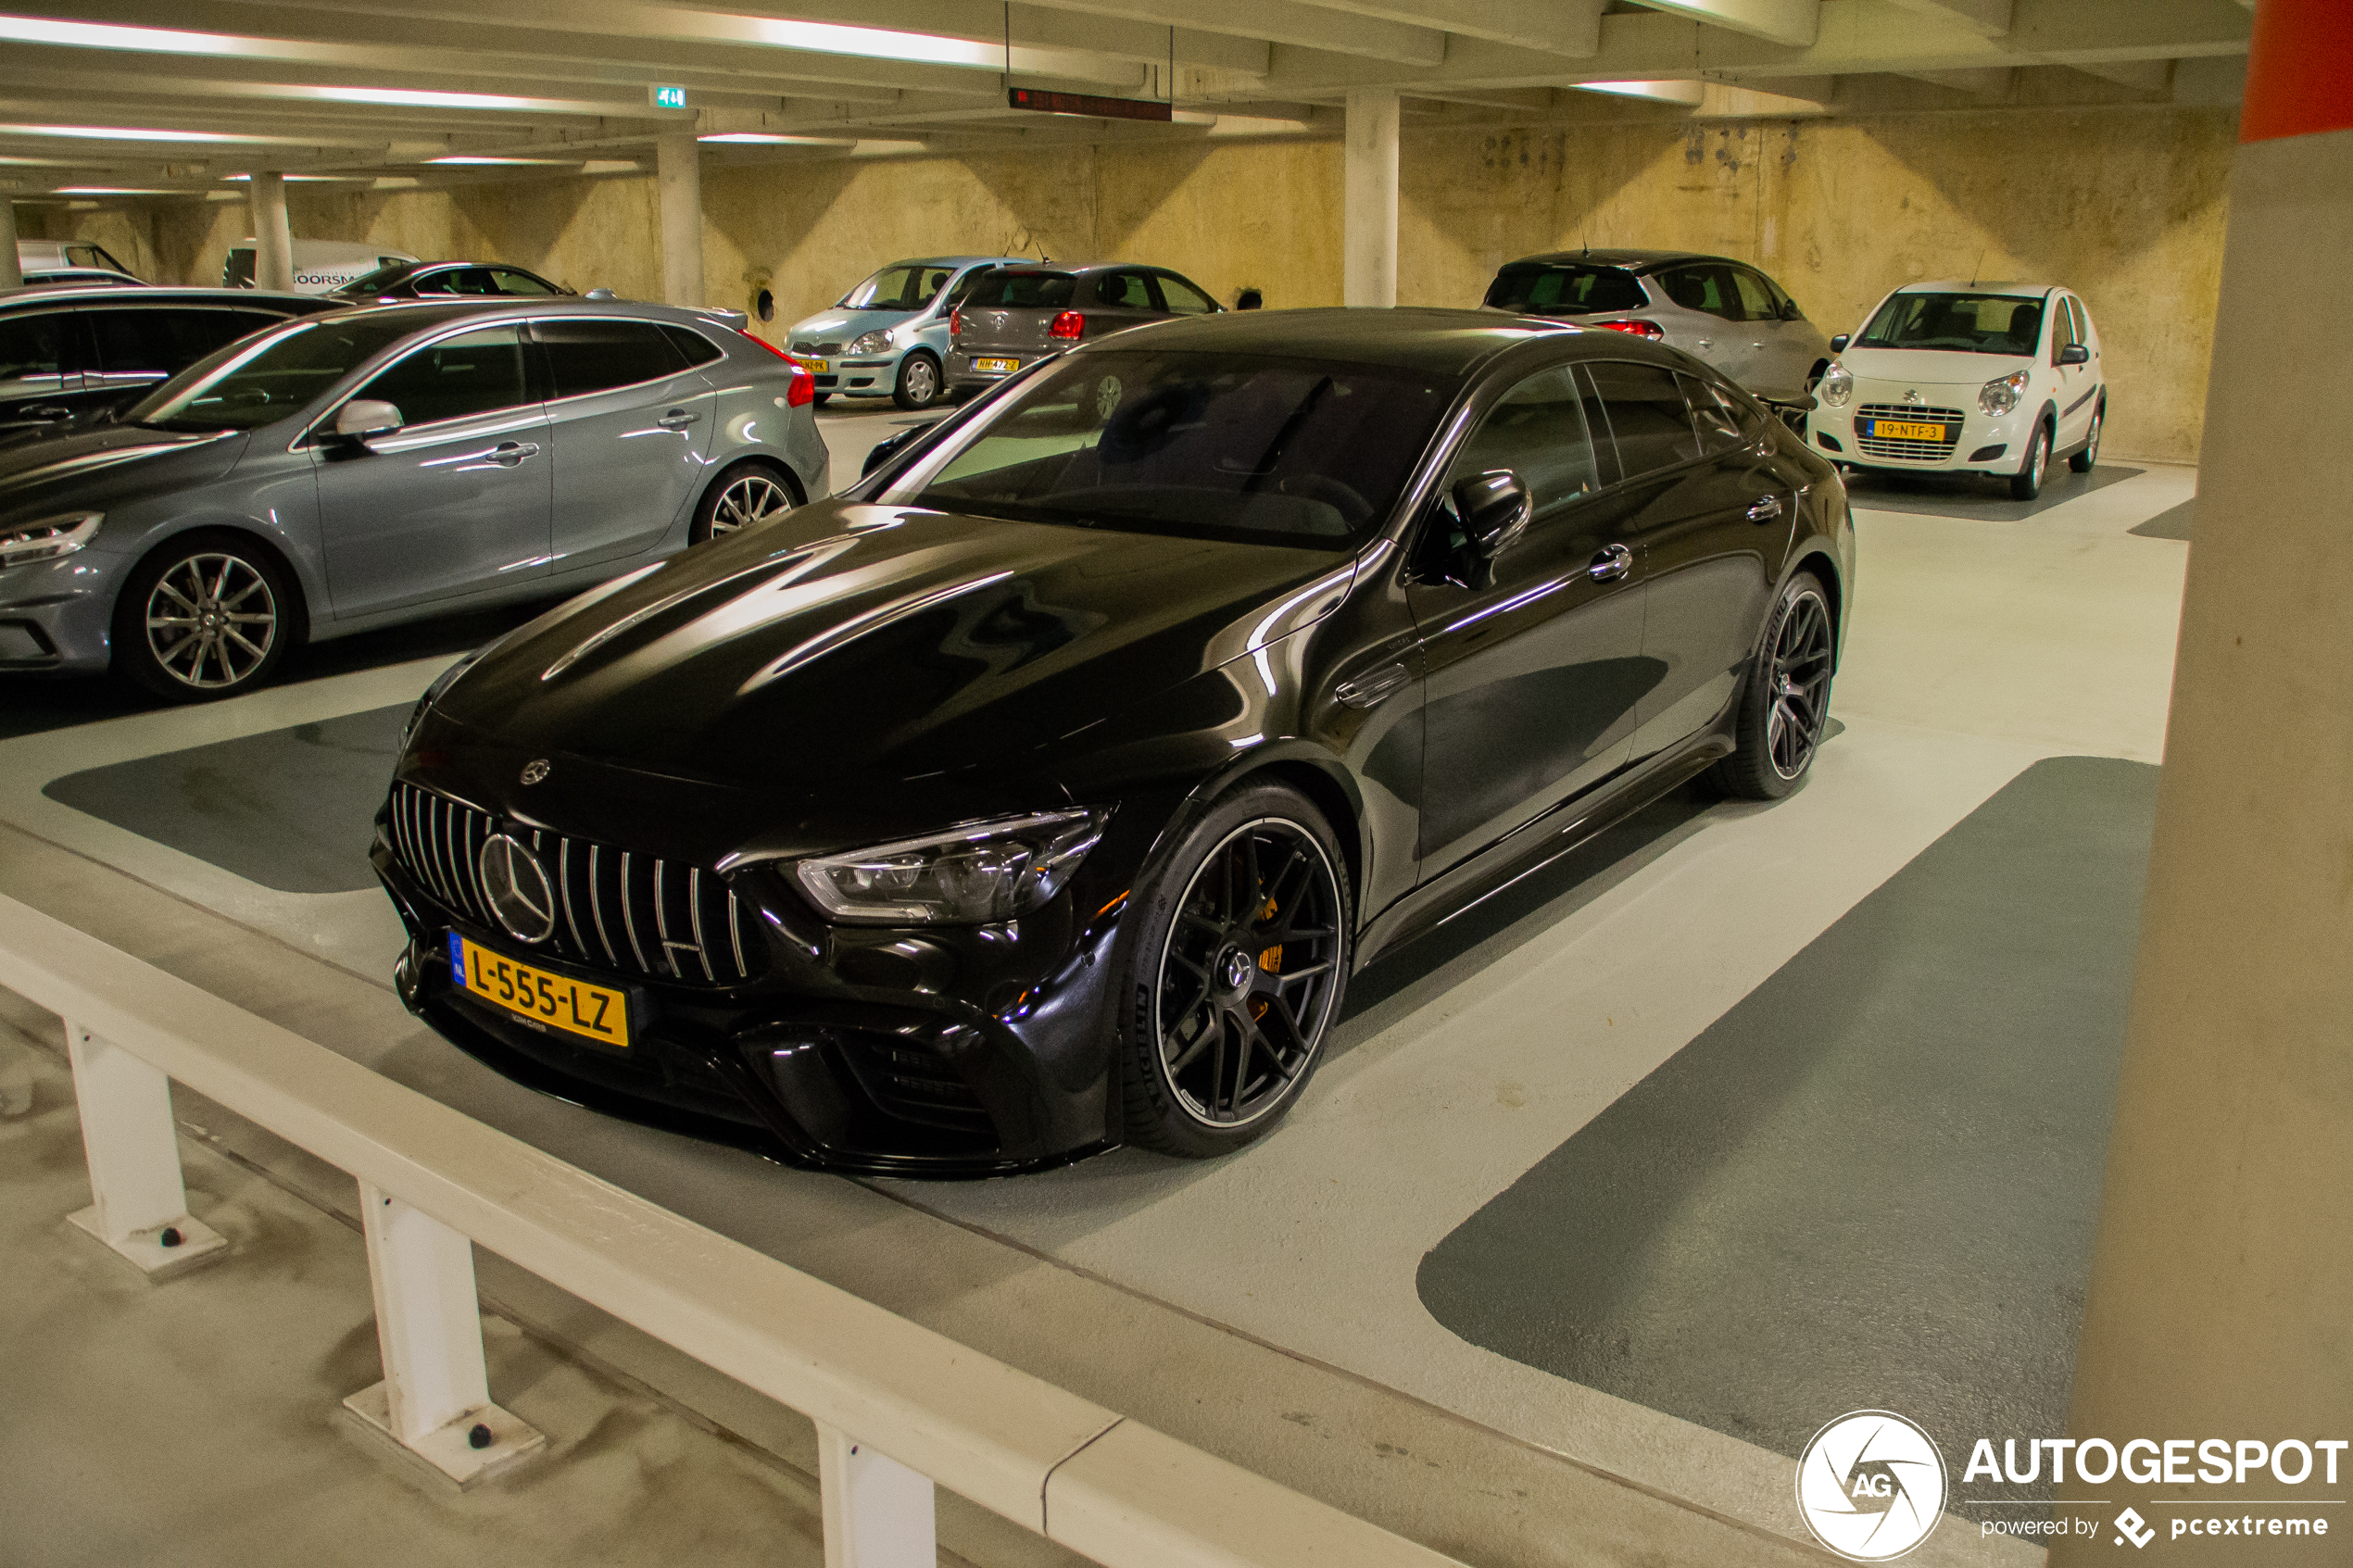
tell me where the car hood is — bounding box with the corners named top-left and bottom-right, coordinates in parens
top-left (0, 423), bottom-right (246, 522)
top-left (1840, 346), bottom-right (2031, 390)
top-left (788, 307), bottom-right (916, 344)
top-left (434, 498), bottom-right (1357, 794)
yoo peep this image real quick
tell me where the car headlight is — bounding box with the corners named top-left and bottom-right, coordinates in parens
top-left (848, 329), bottom-right (895, 356)
top-left (795, 808), bottom-right (1112, 925)
top-left (0, 511), bottom-right (101, 569)
top-left (1817, 365), bottom-right (1854, 409)
top-left (1980, 369), bottom-right (2032, 416)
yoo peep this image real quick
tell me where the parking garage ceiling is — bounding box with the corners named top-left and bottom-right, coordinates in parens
top-left (0, 0), bottom-right (2256, 202)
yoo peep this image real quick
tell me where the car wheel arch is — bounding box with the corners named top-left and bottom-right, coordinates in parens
top-left (700, 454), bottom-right (806, 510)
top-left (1142, 742), bottom-right (1369, 922)
top-left (1780, 546), bottom-right (1844, 671)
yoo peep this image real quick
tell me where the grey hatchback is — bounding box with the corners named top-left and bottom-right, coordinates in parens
top-left (945, 262), bottom-right (1222, 395)
top-left (0, 299), bottom-right (828, 698)
top-left (1484, 249), bottom-right (1833, 395)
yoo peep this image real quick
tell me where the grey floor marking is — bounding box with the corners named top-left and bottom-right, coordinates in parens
top-left (42, 705), bottom-right (409, 893)
top-left (1845, 463), bottom-right (2143, 522)
top-left (2129, 499), bottom-right (2194, 540)
top-left (1416, 756), bottom-right (2158, 1522)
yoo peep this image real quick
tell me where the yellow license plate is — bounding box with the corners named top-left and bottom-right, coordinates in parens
top-left (796, 357), bottom-right (829, 374)
top-left (975, 357), bottom-right (1019, 374)
top-left (1870, 419), bottom-right (1946, 441)
top-left (448, 934), bottom-right (629, 1047)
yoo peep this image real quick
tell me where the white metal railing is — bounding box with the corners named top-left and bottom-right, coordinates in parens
top-left (0, 893), bottom-right (1462, 1568)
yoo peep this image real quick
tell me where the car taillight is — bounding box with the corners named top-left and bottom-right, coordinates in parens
top-left (1598, 319), bottom-right (1666, 341)
top-left (949, 307), bottom-right (963, 336)
top-left (1049, 310), bottom-right (1085, 340)
top-left (785, 365), bottom-right (814, 408)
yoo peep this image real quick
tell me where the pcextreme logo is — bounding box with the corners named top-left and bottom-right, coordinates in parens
top-left (1796, 1410), bottom-right (1948, 1562)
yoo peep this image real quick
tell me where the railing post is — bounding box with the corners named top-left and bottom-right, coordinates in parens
top-left (343, 1179), bottom-right (545, 1486)
top-left (63, 1019), bottom-right (227, 1279)
top-left (818, 1424), bottom-right (937, 1568)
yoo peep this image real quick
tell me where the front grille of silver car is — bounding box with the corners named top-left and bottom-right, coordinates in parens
top-left (791, 339), bottom-right (844, 356)
top-left (387, 781), bottom-right (763, 986)
top-left (1855, 403), bottom-right (1966, 462)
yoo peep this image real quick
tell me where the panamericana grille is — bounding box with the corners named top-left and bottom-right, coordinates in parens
top-left (1856, 402), bottom-right (1965, 462)
top-left (790, 339), bottom-right (844, 356)
top-left (387, 781), bottom-right (763, 987)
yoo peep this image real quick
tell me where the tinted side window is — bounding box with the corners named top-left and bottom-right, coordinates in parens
top-left (661, 324), bottom-right (724, 367)
top-left (1656, 264), bottom-right (1744, 321)
top-left (537, 319), bottom-right (689, 398)
top-left (409, 270), bottom-right (456, 295)
top-left (1730, 269), bottom-right (1778, 322)
top-left (1157, 273), bottom-right (1217, 315)
top-left (1678, 371), bottom-right (1749, 457)
top-left (0, 314), bottom-right (67, 381)
top-left (489, 268), bottom-right (560, 296)
top-left (91, 309), bottom-right (276, 374)
top-left (1446, 366), bottom-right (1602, 520)
top-left (356, 325), bottom-right (531, 426)
top-left (1096, 271), bottom-right (1156, 309)
top-left (1588, 360), bottom-right (1700, 476)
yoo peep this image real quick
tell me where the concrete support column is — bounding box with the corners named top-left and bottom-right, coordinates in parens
top-left (2054, 0), bottom-right (2353, 1558)
top-left (1342, 87), bottom-right (1398, 308)
top-left (657, 132), bottom-right (704, 309)
top-left (0, 197), bottom-right (19, 290)
top-left (248, 171), bottom-right (295, 293)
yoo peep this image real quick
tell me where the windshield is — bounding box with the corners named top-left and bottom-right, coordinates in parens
top-left (1856, 293), bottom-right (2045, 356)
top-left (1484, 263), bottom-right (1647, 316)
top-left (899, 349), bottom-right (1457, 547)
top-left (125, 314), bottom-right (424, 432)
top-left (336, 261), bottom-right (417, 294)
top-left (838, 264), bottom-right (957, 312)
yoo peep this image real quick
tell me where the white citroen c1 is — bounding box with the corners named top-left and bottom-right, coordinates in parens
top-left (1806, 281), bottom-right (2106, 500)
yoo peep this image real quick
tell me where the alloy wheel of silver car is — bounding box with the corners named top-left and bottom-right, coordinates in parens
top-left (711, 472), bottom-right (794, 538)
top-left (144, 552), bottom-right (279, 691)
top-left (1152, 816), bottom-right (1345, 1129)
top-left (1767, 588), bottom-right (1835, 782)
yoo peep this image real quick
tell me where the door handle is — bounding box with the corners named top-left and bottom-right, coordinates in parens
top-left (1746, 494), bottom-right (1784, 523)
top-left (1695, 337), bottom-right (1713, 349)
top-left (1589, 544), bottom-right (1632, 583)
top-left (490, 441), bottom-right (540, 466)
top-left (658, 409), bottom-right (698, 429)
top-left (1334, 661), bottom-right (1411, 710)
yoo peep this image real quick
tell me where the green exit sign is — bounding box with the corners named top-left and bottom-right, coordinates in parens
top-left (650, 84), bottom-right (686, 109)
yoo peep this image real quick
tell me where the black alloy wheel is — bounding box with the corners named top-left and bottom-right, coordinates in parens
top-left (115, 533), bottom-right (296, 699)
top-left (1713, 571), bottom-right (1834, 800)
top-left (1121, 784), bottom-right (1352, 1156)
top-left (690, 461), bottom-right (797, 544)
top-left (2070, 402), bottom-right (2104, 473)
top-left (2010, 421), bottom-right (2051, 501)
top-left (893, 351), bottom-right (944, 411)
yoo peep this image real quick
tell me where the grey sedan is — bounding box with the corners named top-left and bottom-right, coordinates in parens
top-left (945, 262), bottom-right (1223, 395)
top-left (1483, 249), bottom-right (1833, 395)
top-left (0, 299), bottom-right (828, 698)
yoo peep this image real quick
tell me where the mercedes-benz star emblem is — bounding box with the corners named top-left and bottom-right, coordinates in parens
top-left (519, 759), bottom-right (551, 786)
top-left (478, 834), bottom-right (558, 945)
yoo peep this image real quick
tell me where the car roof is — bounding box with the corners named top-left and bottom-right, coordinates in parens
top-left (300, 297), bottom-right (748, 333)
top-left (1501, 248), bottom-right (1741, 273)
top-left (0, 284), bottom-right (321, 311)
top-left (1897, 279), bottom-right (2057, 297)
top-left (1089, 306), bottom-right (1649, 376)
top-left (890, 255), bottom-right (1027, 268)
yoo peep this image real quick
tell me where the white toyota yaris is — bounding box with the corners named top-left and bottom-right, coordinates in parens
top-left (1806, 281), bottom-right (2106, 500)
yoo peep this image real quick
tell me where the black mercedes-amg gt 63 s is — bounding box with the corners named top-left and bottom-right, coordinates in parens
top-left (374, 307), bottom-right (1852, 1175)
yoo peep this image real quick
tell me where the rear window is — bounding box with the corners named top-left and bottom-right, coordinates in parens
top-left (1856, 293), bottom-right (2045, 357)
top-left (960, 270), bottom-right (1077, 310)
top-left (1485, 264), bottom-right (1647, 317)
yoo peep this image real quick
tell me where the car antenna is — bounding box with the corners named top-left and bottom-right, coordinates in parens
top-left (1969, 246), bottom-right (1986, 287)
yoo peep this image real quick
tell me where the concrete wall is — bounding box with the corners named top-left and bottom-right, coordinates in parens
top-left (65, 101), bottom-right (2229, 461)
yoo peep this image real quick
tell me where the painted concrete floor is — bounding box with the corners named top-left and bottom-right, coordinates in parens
top-left (0, 442), bottom-right (2194, 1566)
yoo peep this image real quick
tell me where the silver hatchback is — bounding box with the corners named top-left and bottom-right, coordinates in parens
top-left (0, 299), bottom-right (829, 698)
top-left (1483, 249), bottom-right (1833, 395)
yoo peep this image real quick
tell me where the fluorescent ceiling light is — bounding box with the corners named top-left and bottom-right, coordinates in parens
top-left (55, 184), bottom-right (174, 194)
top-left (222, 171), bottom-right (359, 182)
top-left (0, 120), bottom-right (308, 144)
top-left (697, 132), bottom-right (828, 144)
top-left (1573, 80), bottom-right (1708, 105)
top-left (427, 155), bottom-right (572, 165)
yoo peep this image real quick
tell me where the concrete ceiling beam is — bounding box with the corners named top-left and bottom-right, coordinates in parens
top-left (1284, 0), bottom-right (1604, 56)
top-left (1626, 0), bottom-right (1820, 48)
top-left (2065, 57), bottom-right (2173, 94)
top-left (1016, 0), bottom-right (1444, 66)
top-left (1882, 0), bottom-right (2012, 34)
top-left (1896, 66), bottom-right (2016, 95)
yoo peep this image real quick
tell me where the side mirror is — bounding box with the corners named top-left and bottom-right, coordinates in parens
top-left (333, 399), bottom-right (403, 443)
top-left (1778, 298), bottom-right (1805, 321)
top-left (1830, 333), bottom-right (1850, 354)
top-left (862, 426), bottom-right (922, 478)
top-left (1453, 470), bottom-right (1531, 559)
top-left (2058, 343), bottom-right (2090, 365)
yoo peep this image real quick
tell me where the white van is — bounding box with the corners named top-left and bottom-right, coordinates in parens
top-left (18, 239), bottom-right (140, 280)
top-left (222, 239), bottom-right (419, 295)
